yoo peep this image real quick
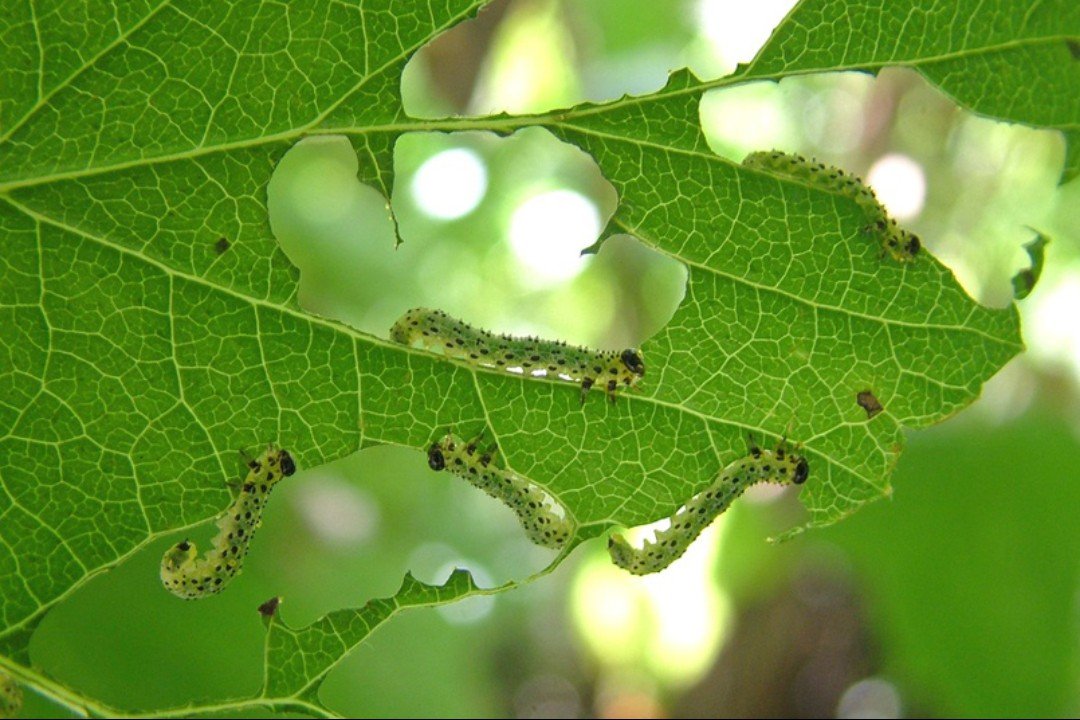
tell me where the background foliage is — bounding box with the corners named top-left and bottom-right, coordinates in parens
top-left (1, 0), bottom-right (1078, 716)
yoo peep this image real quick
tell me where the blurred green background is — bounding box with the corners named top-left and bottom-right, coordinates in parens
top-left (21, 0), bottom-right (1080, 717)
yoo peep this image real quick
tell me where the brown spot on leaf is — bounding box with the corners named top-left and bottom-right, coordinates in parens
top-left (857, 390), bottom-right (884, 419)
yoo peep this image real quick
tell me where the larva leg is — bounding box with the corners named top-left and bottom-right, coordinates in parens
top-left (608, 441), bottom-right (809, 575)
top-left (428, 432), bottom-right (574, 549)
top-left (580, 377), bottom-right (594, 405)
top-left (160, 445), bottom-right (297, 600)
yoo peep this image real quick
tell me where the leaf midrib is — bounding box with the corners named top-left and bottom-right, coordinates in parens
top-left (2, 31), bottom-right (1074, 193)
top-left (3, 190), bottom-right (1018, 427)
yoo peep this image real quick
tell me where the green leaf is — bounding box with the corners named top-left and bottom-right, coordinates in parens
top-left (1012, 229), bottom-right (1050, 299)
top-left (0, 0), bottom-right (1071, 715)
top-left (741, 0), bottom-right (1080, 183)
top-left (263, 569), bottom-right (494, 700)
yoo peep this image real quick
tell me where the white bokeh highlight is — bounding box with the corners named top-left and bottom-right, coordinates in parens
top-left (696, 0), bottom-right (799, 69)
top-left (1027, 271), bottom-right (1080, 385)
top-left (295, 477), bottom-right (380, 546)
top-left (867, 153), bottom-right (926, 220)
top-left (411, 148), bottom-right (489, 220)
top-left (509, 189), bottom-right (601, 284)
top-left (837, 677), bottom-right (903, 719)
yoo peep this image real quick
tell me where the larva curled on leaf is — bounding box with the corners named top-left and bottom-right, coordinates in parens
top-left (390, 308), bottom-right (645, 403)
top-left (608, 439), bottom-right (809, 575)
top-left (427, 433), bottom-right (574, 549)
top-left (160, 445), bottom-right (296, 600)
top-left (742, 149), bottom-right (920, 263)
top-left (0, 670), bottom-right (21, 720)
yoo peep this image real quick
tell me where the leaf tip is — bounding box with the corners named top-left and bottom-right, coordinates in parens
top-left (1011, 229), bottom-right (1050, 300)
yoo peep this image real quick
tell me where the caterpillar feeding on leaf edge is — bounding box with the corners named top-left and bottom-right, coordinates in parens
top-left (160, 445), bottom-right (296, 600)
top-left (743, 149), bottom-right (920, 263)
top-left (391, 308), bottom-right (645, 403)
top-left (608, 438), bottom-right (809, 575)
top-left (428, 433), bottom-right (574, 549)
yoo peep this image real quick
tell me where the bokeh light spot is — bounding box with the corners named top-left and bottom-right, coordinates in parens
top-left (295, 477), bottom-right (379, 546)
top-left (571, 525), bottom-right (731, 686)
top-left (509, 189), bottom-right (601, 284)
top-left (837, 677), bottom-right (903, 719)
top-left (411, 148), bottom-right (489, 220)
top-left (867, 153), bottom-right (926, 220)
top-left (695, 0), bottom-right (799, 72)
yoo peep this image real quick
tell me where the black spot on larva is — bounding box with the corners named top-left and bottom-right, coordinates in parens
top-left (214, 237), bottom-right (231, 254)
top-left (857, 390), bottom-right (884, 419)
top-left (177, 540), bottom-right (191, 551)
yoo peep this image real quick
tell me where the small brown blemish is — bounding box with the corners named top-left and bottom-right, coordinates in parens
top-left (857, 390), bottom-right (884, 419)
top-left (257, 596), bottom-right (281, 618)
top-left (214, 237), bottom-right (231, 254)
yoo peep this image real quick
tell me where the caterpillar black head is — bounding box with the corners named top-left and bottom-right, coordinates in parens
top-left (620, 349), bottom-right (646, 378)
top-left (428, 443), bottom-right (447, 471)
top-left (793, 456), bottom-right (810, 485)
top-left (904, 232), bottom-right (921, 256)
top-left (279, 450), bottom-right (297, 477)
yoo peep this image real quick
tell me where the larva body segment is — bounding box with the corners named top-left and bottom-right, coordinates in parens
top-left (608, 442), bottom-right (809, 575)
top-left (160, 446), bottom-right (297, 600)
top-left (391, 308), bottom-right (645, 402)
top-left (743, 149), bottom-right (920, 262)
top-left (0, 671), bottom-right (21, 720)
top-left (427, 433), bottom-right (573, 549)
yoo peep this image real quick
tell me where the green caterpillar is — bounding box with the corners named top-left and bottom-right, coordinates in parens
top-left (427, 433), bottom-right (573, 549)
top-left (0, 671), bottom-right (20, 720)
top-left (743, 150), bottom-right (920, 262)
top-left (160, 445), bottom-right (296, 600)
top-left (391, 308), bottom-right (645, 403)
top-left (608, 439), bottom-right (809, 575)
